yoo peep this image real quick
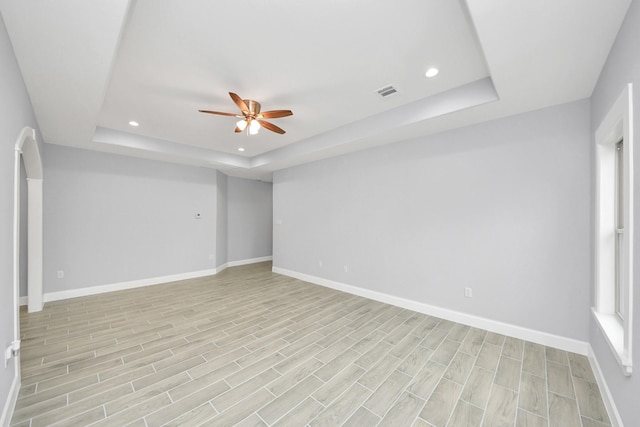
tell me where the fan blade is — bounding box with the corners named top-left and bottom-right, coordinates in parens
top-left (259, 110), bottom-right (293, 119)
top-left (258, 120), bottom-right (286, 134)
top-left (229, 92), bottom-right (249, 114)
top-left (199, 109), bottom-right (239, 117)
top-left (234, 126), bottom-right (243, 133)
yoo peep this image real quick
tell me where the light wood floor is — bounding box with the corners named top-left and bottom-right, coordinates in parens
top-left (12, 262), bottom-right (610, 427)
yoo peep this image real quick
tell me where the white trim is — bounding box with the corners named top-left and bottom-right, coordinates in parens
top-left (592, 308), bottom-right (632, 375)
top-left (588, 345), bottom-right (624, 427)
top-left (228, 256), bottom-right (273, 267)
top-left (42, 268), bottom-right (221, 303)
top-left (594, 83), bottom-right (634, 374)
top-left (14, 127), bottom-right (44, 313)
top-left (273, 267), bottom-right (590, 355)
top-left (19, 257), bottom-right (274, 306)
top-left (12, 141), bottom-right (20, 349)
top-left (8, 127), bottom-right (39, 426)
top-left (216, 263), bottom-right (229, 274)
top-left (198, 257), bottom-right (271, 278)
top-left (0, 374), bottom-right (19, 427)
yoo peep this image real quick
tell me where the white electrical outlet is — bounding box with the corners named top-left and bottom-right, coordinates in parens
top-left (464, 287), bottom-right (473, 298)
top-left (4, 347), bottom-right (10, 368)
top-left (4, 341), bottom-right (20, 368)
top-left (57, 270), bottom-right (64, 279)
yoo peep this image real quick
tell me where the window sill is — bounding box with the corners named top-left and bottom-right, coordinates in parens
top-left (592, 308), bottom-right (632, 376)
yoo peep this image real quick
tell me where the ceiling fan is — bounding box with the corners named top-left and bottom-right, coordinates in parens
top-left (199, 92), bottom-right (293, 135)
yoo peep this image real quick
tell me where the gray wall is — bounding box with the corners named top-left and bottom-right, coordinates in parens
top-left (273, 99), bottom-right (591, 341)
top-left (228, 177), bottom-right (273, 262)
top-left (42, 145), bottom-right (275, 295)
top-left (216, 170), bottom-right (228, 267)
top-left (43, 144), bottom-right (219, 292)
top-left (0, 12), bottom-right (41, 418)
top-left (590, 0), bottom-right (640, 423)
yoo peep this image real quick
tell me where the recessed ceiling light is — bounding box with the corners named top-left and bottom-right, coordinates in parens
top-left (238, 147), bottom-right (245, 152)
top-left (425, 68), bottom-right (439, 78)
top-left (128, 121), bottom-right (139, 127)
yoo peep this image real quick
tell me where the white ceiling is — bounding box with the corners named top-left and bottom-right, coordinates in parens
top-left (0, 0), bottom-right (632, 181)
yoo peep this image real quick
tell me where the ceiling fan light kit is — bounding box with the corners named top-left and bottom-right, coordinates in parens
top-left (235, 119), bottom-right (247, 131)
top-left (199, 92), bottom-right (293, 136)
top-left (249, 119), bottom-right (261, 135)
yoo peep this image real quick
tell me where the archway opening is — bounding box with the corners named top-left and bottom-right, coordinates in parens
top-left (13, 127), bottom-right (43, 320)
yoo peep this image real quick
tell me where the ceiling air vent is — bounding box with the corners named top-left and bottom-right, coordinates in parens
top-left (376, 85), bottom-right (397, 98)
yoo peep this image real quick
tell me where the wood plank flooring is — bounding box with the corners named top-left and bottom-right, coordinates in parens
top-left (12, 262), bottom-right (611, 426)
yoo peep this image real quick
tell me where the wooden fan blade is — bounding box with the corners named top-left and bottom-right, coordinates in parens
top-left (229, 92), bottom-right (249, 114)
top-left (198, 109), bottom-right (239, 117)
top-left (258, 120), bottom-right (286, 134)
top-left (234, 126), bottom-right (243, 133)
top-left (259, 110), bottom-right (293, 119)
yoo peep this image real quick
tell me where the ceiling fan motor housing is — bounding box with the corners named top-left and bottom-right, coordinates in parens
top-left (244, 100), bottom-right (261, 118)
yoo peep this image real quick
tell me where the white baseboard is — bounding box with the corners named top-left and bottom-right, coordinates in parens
top-left (0, 372), bottom-right (19, 427)
top-left (195, 256), bottom-right (272, 277)
top-left (228, 256), bottom-right (273, 267)
top-left (588, 346), bottom-right (624, 427)
top-left (19, 258), bottom-right (274, 306)
top-left (21, 268), bottom-right (221, 305)
top-left (216, 263), bottom-right (229, 274)
top-left (272, 267), bottom-right (590, 355)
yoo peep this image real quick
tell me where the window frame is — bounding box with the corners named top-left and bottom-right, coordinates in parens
top-left (594, 83), bottom-right (634, 376)
top-left (615, 139), bottom-right (624, 321)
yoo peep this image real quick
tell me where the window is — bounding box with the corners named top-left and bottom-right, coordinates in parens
top-left (594, 83), bottom-right (633, 376)
top-left (615, 139), bottom-right (624, 321)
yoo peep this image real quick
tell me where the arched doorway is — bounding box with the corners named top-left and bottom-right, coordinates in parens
top-left (13, 126), bottom-right (43, 322)
top-left (3, 126), bottom-right (43, 427)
